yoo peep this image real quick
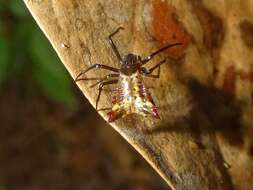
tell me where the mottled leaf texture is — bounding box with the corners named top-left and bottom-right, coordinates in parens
top-left (23, 0), bottom-right (253, 190)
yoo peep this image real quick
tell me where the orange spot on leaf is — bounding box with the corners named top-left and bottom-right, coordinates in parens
top-left (222, 66), bottom-right (236, 94)
top-left (239, 71), bottom-right (253, 82)
top-left (239, 70), bottom-right (253, 105)
top-left (152, 0), bottom-right (191, 57)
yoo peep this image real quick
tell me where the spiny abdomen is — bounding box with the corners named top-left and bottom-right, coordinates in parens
top-left (107, 72), bottom-right (160, 122)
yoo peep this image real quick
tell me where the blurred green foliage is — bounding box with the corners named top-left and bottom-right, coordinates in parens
top-left (0, 0), bottom-right (76, 106)
top-left (0, 37), bottom-right (10, 84)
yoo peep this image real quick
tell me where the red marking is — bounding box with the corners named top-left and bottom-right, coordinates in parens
top-left (151, 107), bottom-right (160, 119)
top-left (239, 71), bottom-right (253, 82)
top-left (239, 70), bottom-right (253, 105)
top-left (222, 66), bottom-right (236, 94)
top-left (107, 111), bottom-right (117, 122)
top-left (152, 0), bottom-right (191, 57)
top-left (139, 84), bottom-right (147, 98)
top-left (107, 111), bottom-right (124, 122)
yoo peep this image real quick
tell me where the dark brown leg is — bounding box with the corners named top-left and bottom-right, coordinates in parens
top-left (141, 59), bottom-right (166, 78)
top-left (97, 107), bottom-right (112, 111)
top-left (108, 27), bottom-right (124, 62)
top-left (75, 64), bottom-right (119, 82)
top-left (96, 80), bottom-right (118, 110)
top-left (90, 73), bottom-right (119, 87)
top-left (141, 43), bottom-right (183, 65)
top-left (74, 77), bottom-right (103, 82)
top-left (75, 73), bottom-right (119, 85)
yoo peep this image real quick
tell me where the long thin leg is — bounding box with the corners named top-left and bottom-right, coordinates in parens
top-left (141, 43), bottom-right (183, 65)
top-left (143, 68), bottom-right (160, 78)
top-left (90, 73), bottom-right (119, 87)
top-left (141, 59), bottom-right (166, 78)
top-left (75, 63), bottom-right (119, 82)
top-left (108, 27), bottom-right (124, 62)
top-left (75, 73), bottom-right (119, 86)
top-left (74, 77), bottom-right (103, 82)
top-left (96, 80), bottom-right (118, 110)
top-left (97, 107), bottom-right (112, 111)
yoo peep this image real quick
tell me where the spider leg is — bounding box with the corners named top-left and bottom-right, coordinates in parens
top-left (141, 59), bottom-right (166, 78)
top-left (97, 107), bottom-right (112, 111)
top-left (141, 43), bottom-right (183, 65)
top-left (108, 27), bottom-right (124, 62)
top-left (90, 73), bottom-right (119, 88)
top-left (96, 80), bottom-right (118, 110)
top-left (75, 64), bottom-right (119, 82)
top-left (74, 77), bottom-right (104, 82)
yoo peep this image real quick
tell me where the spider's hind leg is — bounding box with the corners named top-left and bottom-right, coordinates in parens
top-left (95, 79), bottom-right (118, 110)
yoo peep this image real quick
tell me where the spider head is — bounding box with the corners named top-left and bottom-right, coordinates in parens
top-left (120, 53), bottom-right (141, 76)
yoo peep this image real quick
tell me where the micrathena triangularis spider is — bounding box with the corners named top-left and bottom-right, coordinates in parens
top-left (75, 27), bottom-right (182, 122)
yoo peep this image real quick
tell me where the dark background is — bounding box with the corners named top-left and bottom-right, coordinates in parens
top-left (0, 1), bottom-right (167, 189)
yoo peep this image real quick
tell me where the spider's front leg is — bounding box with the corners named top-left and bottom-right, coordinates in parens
top-left (75, 63), bottom-right (119, 82)
top-left (141, 43), bottom-right (183, 65)
top-left (108, 27), bottom-right (124, 62)
top-left (141, 59), bottom-right (166, 78)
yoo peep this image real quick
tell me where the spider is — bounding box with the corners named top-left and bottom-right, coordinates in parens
top-left (75, 27), bottom-right (182, 122)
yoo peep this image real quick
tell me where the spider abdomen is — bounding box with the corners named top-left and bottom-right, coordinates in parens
top-left (107, 72), bottom-right (160, 122)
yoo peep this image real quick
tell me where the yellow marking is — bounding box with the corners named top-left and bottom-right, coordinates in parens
top-left (111, 72), bottom-right (156, 117)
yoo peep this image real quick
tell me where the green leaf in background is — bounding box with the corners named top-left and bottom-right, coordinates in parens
top-left (14, 20), bottom-right (35, 46)
top-left (0, 19), bottom-right (2, 34)
top-left (0, 1), bottom-right (5, 34)
top-left (9, 0), bottom-right (29, 18)
top-left (11, 21), bottom-right (35, 73)
top-left (30, 27), bottom-right (76, 106)
top-left (0, 1), bottom-right (6, 13)
top-left (0, 37), bottom-right (10, 85)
